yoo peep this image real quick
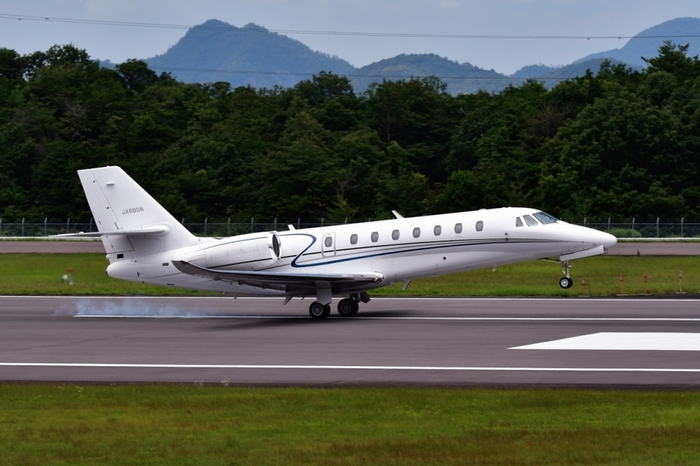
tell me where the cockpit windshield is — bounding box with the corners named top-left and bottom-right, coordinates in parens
top-left (533, 212), bottom-right (558, 224)
top-left (523, 215), bottom-right (538, 227)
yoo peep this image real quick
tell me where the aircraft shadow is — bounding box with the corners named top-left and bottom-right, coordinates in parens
top-left (204, 309), bottom-right (415, 330)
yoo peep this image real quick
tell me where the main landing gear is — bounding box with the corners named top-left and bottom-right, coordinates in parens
top-left (336, 298), bottom-right (359, 317)
top-left (308, 293), bottom-right (368, 319)
top-left (308, 301), bottom-right (331, 319)
top-left (559, 260), bottom-right (574, 289)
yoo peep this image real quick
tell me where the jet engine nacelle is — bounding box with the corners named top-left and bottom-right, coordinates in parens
top-left (204, 231), bottom-right (282, 269)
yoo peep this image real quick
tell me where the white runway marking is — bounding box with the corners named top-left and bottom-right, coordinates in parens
top-left (74, 314), bottom-right (700, 322)
top-left (1, 362), bottom-right (699, 373)
top-left (11, 296), bottom-right (698, 302)
top-left (513, 332), bottom-right (700, 351)
top-left (9, 295), bottom-right (700, 305)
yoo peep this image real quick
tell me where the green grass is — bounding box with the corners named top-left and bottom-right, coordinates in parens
top-left (372, 255), bottom-right (700, 297)
top-left (1, 385), bottom-right (699, 465)
top-left (1, 253), bottom-right (698, 297)
top-left (0, 254), bottom-right (208, 296)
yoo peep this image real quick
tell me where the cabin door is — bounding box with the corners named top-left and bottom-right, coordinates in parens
top-left (322, 232), bottom-right (336, 257)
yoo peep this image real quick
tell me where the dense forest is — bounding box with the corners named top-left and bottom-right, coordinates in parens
top-left (1, 42), bottom-right (700, 224)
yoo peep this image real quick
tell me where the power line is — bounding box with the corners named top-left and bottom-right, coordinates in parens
top-left (2, 13), bottom-right (699, 41)
top-left (3, 12), bottom-right (647, 82)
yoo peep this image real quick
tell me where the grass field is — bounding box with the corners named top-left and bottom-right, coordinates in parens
top-left (0, 253), bottom-right (697, 297)
top-left (2, 385), bottom-right (700, 465)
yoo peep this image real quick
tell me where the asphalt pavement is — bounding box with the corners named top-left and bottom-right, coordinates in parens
top-left (1, 296), bottom-right (699, 387)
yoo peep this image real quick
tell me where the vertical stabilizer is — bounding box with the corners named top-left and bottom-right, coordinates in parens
top-left (78, 166), bottom-right (198, 257)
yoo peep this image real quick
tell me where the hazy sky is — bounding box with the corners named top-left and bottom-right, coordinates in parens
top-left (1, 0), bottom-right (698, 75)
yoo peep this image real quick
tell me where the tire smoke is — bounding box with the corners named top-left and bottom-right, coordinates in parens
top-left (56, 298), bottom-right (203, 317)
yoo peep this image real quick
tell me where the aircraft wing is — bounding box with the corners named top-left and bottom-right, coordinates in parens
top-left (172, 260), bottom-right (383, 293)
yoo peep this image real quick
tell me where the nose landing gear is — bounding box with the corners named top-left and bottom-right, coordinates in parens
top-left (559, 261), bottom-right (574, 289)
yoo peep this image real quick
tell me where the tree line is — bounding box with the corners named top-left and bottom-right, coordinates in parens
top-left (1, 42), bottom-right (699, 224)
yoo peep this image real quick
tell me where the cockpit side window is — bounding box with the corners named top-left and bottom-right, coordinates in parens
top-left (515, 217), bottom-right (524, 227)
top-left (533, 211), bottom-right (558, 224)
top-left (523, 215), bottom-right (538, 227)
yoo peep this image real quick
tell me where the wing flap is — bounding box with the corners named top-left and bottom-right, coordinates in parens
top-left (172, 260), bottom-right (383, 290)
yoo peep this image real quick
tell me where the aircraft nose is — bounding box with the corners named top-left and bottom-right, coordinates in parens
top-left (598, 230), bottom-right (617, 248)
top-left (567, 223), bottom-right (617, 247)
top-left (585, 227), bottom-right (617, 248)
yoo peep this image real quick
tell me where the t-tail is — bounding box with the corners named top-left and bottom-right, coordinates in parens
top-left (65, 166), bottom-right (199, 261)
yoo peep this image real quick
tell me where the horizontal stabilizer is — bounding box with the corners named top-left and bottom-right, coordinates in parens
top-left (53, 226), bottom-right (170, 238)
top-left (172, 260), bottom-right (383, 291)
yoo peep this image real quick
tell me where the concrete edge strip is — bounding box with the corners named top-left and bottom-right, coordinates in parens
top-left (1, 363), bottom-right (700, 373)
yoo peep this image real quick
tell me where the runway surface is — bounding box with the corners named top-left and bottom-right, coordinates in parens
top-left (1, 296), bottom-right (699, 387)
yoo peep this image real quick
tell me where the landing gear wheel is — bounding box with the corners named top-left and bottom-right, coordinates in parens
top-left (337, 298), bottom-right (359, 317)
top-left (308, 302), bottom-right (331, 319)
top-left (559, 260), bottom-right (573, 289)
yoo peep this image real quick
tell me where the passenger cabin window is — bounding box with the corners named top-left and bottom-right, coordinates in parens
top-left (434, 225), bottom-right (442, 236)
top-left (454, 223), bottom-right (463, 234)
top-left (523, 215), bottom-right (538, 227)
top-left (371, 231), bottom-right (379, 242)
top-left (392, 229), bottom-right (400, 240)
top-left (350, 234), bottom-right (358, 245)
top-left (412, 227), bottom-right (421, 238)
top-left (516, 217), bottom-right (524, 227)
top-left (533, 211), bottom-right (558, 224)
top-left (475, 221), bottom-right (484, 232)
top-left (324, 236), bottom-right (333, 247)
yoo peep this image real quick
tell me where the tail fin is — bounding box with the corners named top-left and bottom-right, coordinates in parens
top-left (77, 166), bottom-right (198, 258)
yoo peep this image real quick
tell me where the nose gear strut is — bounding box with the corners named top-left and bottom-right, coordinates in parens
top-left (559, 260), bottom-right (573, 289)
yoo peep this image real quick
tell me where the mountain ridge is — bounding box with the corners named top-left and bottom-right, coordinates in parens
top-left (144, 17), bottom-right (700, 94)
top-left (574, 17), bottom-right (700, 67)
top-left (147, 19), bottom-right (355, 89)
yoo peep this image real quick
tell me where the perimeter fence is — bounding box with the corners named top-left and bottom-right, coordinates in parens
top-left (2, 217), bottom-right (700, 238)
top-left (0, 217), bottom-right (342, 237)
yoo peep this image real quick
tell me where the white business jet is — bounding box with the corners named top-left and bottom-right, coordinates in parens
top-left (62, 166), bottom-right (616, 318)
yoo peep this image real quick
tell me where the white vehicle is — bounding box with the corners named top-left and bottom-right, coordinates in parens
top-left (62, 166), bottom-right (616, 318)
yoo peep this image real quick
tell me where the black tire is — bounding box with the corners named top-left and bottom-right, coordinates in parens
top-left (559, 277), bottom-right (573, 289)
top-left (337, 298), bottom-right (359, 317)
top-left (309, 302), bottom-right (331, 319)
